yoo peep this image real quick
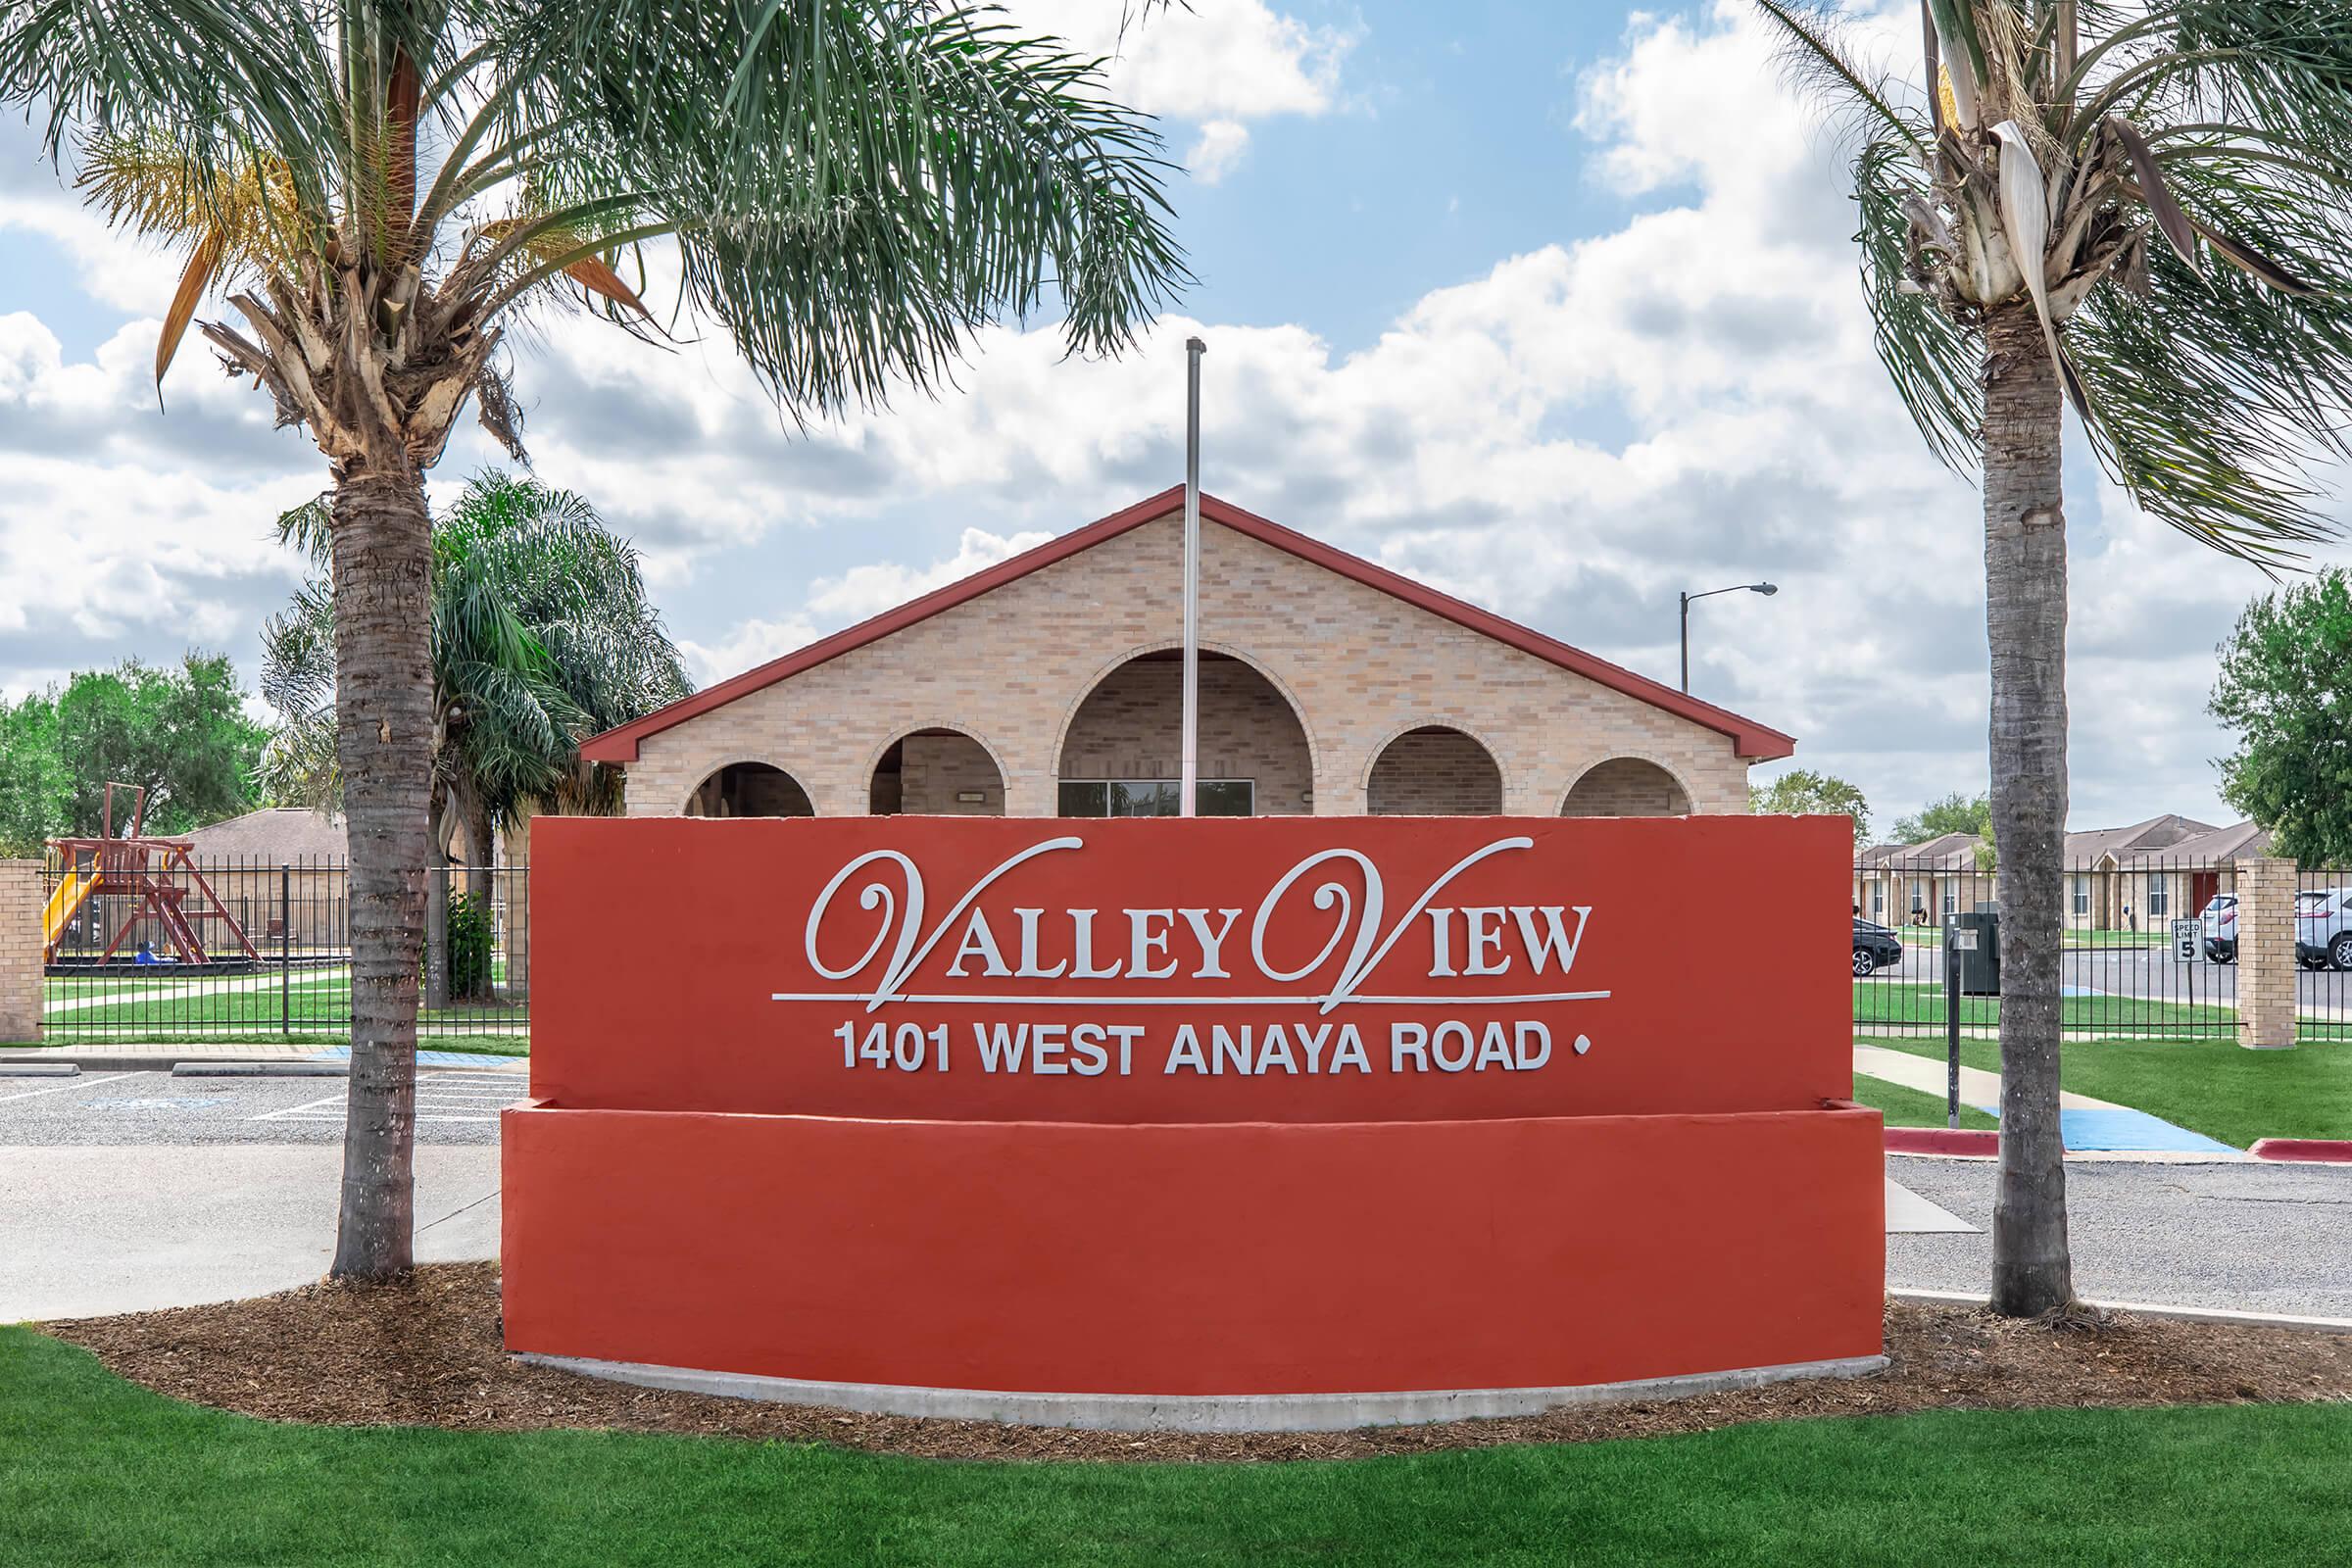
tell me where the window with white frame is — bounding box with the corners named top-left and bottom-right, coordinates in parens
top-left (2071, 875), bottom-right (2089, 916)
top-left (2146, 873), bottom-right (2169, 917)
top-left (1941, 883), bottom-right (1959, 915)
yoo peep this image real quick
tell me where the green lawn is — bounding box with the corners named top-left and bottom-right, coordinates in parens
top-left (1854, 982), bottom-right (2233, 1031)
top-left (41, 964), bottom-right (526, 1042)
top-left (1860, 1034), bottom-right (2352, 1148)
top-left (4, 1330), bottom-right (2348, 1567)
top-left (1848, 1075), bottom-right (2000, 1131)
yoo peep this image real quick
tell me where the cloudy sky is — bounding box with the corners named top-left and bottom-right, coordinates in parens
top-left (1, 0), bottom-right (2339, 836)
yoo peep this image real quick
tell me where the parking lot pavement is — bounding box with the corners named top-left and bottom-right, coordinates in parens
top-left (0, 1144), bottom-right (499, 1321)
top-left (0, 1069), bottom-right (519, 1319)
top-left (0, 1068), bottom-right (522, 1147)
top-left (1887, 1155), bottom-right (2352, 1319)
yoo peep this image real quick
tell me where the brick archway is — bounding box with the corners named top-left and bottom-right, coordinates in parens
top-left (867, 726), bottom-right (1007, 815)
top-left (1560, 757), bottom-right (1691, 817)
top-left (1366, 726), bottom-right (1503, 815)
top-left (682, 760), bottom-right (815, 817)
top-left (1054, 648), bottom-right (1314, 815)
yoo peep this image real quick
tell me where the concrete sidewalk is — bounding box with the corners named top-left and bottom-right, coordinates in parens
top-left (1855, 1044), bottom-right (2240, 1155)
top-left (0, 1144), bottom-right (501, 1321)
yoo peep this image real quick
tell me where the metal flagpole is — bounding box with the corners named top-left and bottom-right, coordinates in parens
top-left (1181, 336), bottom-right (1205, 817)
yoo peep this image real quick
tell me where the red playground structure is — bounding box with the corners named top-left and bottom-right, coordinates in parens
top-left (41, 783), bottom-right (260, 967)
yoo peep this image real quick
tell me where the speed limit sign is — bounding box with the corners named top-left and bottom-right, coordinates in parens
top-left (2172, 918), bottom-right (2201, 961)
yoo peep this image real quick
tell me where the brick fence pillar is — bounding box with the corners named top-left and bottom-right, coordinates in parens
top-left (506, 813), bottom-right (532, 1003)
top-left (0, 859), bottom-right (44, 1042)
top-left (2234, 856), bottom-right (2299, 1051)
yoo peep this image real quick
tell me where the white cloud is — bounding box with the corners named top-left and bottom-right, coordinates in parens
top-left (676, 616), bottom-right (817, 688)
top-left (807, 526), bottom-right (1054, 623)
top-left (677, 526), bottom-right (1054, 687)
top-left (1185, 120), bottom-right (1253, 183)
top-left (1007, 0), bottom-right (1355, 180)
top-left (0, 169), bottom-right (185, 315)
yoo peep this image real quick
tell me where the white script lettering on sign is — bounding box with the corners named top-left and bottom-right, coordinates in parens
top-left (779, 835), bottom-right (1601, 1015)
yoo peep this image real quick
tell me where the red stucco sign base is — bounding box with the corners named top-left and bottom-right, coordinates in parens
top-left (503, 815), bottom-right (1883, 1428)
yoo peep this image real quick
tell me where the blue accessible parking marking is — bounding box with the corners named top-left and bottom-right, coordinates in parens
top-left (1973, 1103), bottom-right (2239, 1153)
top-left (2058, 1106), bottom-right (2237, 1153)
top-left (307, 1046), bottom-right (526, 1068)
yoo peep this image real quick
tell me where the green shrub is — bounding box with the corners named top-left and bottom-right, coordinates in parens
top-left (446, 891), bottom-right (495, 1000)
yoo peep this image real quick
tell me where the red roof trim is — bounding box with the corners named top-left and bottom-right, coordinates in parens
top-left (583, 486), bottom-right (1796, 763)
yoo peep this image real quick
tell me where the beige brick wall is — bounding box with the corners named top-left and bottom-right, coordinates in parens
top-left (1366, 726), bottom-right (1503, 814)
top-left (1, 859), bottom-right (43, 1041)
top-left (626, 510), bottom-right (1760, 819)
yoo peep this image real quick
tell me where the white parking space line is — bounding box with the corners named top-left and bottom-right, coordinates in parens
top-left (250, 1089), bottom-right (350, 1123)
top-left (0, 1070), bottom-right (146, 1103)
top-left (248, 1072), bottom-right (526, 1125)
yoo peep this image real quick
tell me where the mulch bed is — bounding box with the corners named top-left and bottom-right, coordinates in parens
top-left (40, 1263), bottom-right (2352, 1463)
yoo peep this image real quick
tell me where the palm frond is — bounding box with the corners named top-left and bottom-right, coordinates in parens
top-left (1, 3), bottom-right (339, 221)
top-left (1754, 1), bottom-right (1926, 155)
top-left (1854, 138), bottom-right (1982, 470)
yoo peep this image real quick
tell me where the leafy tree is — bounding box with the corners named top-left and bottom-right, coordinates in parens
top-left (2210, 568), bottom-right (2352, 864)
top-left (3, 2), bottom-right (1188, 1277)
top-left (1894, 792), bottom-right (1992, 845)
top-left (263, 471), bottom-right (692, 1000)
top-left (1760, 0), bottom-right (2352, 1316)
top-left (1750, 768), bottom-right (1873, 845)
top-left (4, 657), bottom-right (270, 845)
top-left (0, 695), bottom-right (70, 857)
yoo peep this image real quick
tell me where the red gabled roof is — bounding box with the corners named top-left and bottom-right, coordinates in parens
top-left (582, 486), bottom-right (1797, 763)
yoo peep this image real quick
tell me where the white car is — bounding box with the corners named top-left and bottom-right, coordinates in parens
top-left (2296, 888), bottom-right (2352, 970)
top-left (2200, 894), bottom-right (2236, 961)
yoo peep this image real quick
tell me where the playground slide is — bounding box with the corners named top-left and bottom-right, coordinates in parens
top-left (42, 868), bottom-right (90, 951)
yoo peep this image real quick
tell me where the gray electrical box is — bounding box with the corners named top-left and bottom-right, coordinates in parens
top-left (1952, 911), bottom-right (2000, 996)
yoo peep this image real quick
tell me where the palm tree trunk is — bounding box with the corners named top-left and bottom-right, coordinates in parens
top-left (1982, 301), bottom-right (2075, 1316)
top-left (326, 455), bottom-right (434, 1281)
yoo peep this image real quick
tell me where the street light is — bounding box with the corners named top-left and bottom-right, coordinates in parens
top-left (1680, 581), bottom-right (1777, 693)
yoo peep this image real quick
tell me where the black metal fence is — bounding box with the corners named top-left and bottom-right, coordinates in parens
top-left (1851, 854), bottom-right (2239, 1040)
top-left (41, 856), bottom-right (528, 1046)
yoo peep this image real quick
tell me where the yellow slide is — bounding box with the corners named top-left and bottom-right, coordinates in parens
top-left (42, 867), bottom-right (90, 954)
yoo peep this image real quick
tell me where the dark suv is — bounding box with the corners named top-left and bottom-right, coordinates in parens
top-left (1853, 918), bottom-right (1903, 977)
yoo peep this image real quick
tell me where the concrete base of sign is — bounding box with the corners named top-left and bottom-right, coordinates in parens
top-left (518, 1350), bottom-right (1892, 1434)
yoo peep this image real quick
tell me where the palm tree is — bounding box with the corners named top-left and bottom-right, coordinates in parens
top-left (261, 470), bottom-right (691, 1003)
top-left (1758, 1), bottom-right (2352, 1314)
top-left (3, 2), bottom-right (1187, 1278)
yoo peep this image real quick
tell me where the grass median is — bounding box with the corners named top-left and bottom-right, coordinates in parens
top-left (1848, 1075), bottom-right (1999, 1131)
top-left (1859, 1034), bottom-right (2352, 1149)
top-left (5, 1326), bottom-right (2349, 1567)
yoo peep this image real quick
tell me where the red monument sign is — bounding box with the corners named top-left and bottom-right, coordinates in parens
top-left (504, 814), bottom-right (1883, 1429)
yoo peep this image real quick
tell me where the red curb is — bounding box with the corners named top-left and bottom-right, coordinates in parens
top-left (2249, 1138), bottom-right (2352, 1163)
top-left (1884, 1127), bottom-right (1998, 1156)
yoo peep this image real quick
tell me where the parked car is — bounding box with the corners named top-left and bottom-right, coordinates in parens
top-left (2296, 887), bottom-right (2352, 970)
top-left (2201, 894), bottom-right (2237, 962)
top-left (1853, 918), bottom-right (1903, 977)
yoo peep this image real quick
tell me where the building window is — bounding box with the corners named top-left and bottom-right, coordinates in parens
top-left (2070, 876), bottom-right (2089, 916)
top-left (1871, 887), bottom-right (1885, 915)
top-left (1941, 884), bottom-right (1958, 916)
top-left (2147, 874), bottom-right (2169, 917)
top-left (1057, 779), bottom-right (1254, 817)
